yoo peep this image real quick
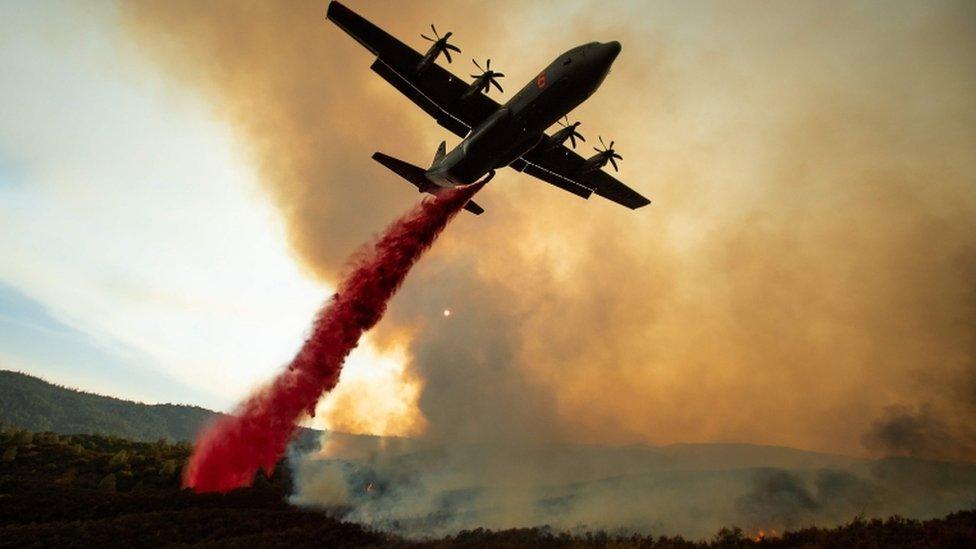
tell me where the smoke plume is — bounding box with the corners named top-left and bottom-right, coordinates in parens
top-left (123, 0), bottom-right (976, 460)
top-left (862, 404), bottom-right (976, 461)
top-left (120, 0), bottom-right (976, 536)
top-left (183, 182), bottom-right (483, 492)
top-left (292, 438), bottom-right (976, 539)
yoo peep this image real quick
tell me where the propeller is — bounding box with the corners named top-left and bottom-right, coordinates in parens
top-left (594, 136), bottom-right (623, 172)
top-left (557, 116), bottom-right (586, 149)
top-left (470, 58), bottom-right (505, 94)
top-left (421, 24), bottom-right (461, 63)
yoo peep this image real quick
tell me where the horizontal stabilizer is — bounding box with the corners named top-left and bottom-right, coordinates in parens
top-left (372, 151), bottom-right (485, 215)
top-left (371, 152), bottom-right (432, 192)
top-left (464, 199), bottom-right (484, 215)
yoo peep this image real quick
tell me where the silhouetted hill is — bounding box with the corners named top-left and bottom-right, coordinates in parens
top-left (0, 370), bottom-right (216, 442)
top-left (0, 370), bottom-right (320, 448)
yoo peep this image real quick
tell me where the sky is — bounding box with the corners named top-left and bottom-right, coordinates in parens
top-left (2, 0), bottom-right (975, 460)
top-left (0, 1), bottom-right (416, 426)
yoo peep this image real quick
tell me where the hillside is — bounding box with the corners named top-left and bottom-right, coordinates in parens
top-left (0, 370), bottom-right (216, 442)
top-left (0, 370), bottom-right (320, 448)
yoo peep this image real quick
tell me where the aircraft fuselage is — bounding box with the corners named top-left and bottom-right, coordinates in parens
top-left (426, 41), bottom-right (621, 186)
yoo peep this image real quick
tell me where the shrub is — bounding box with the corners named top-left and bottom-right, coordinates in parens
top-left (109, 450), bottom-right (129, 469)
top-left (98, 473), bottom-right (117, 492)
top-left (160, 459), bottom-right (178, 476)
top-left (14, 430), bottom-right (34, 445)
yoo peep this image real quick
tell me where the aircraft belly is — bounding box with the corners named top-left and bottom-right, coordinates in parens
top-left (441, 160), bottom-right (486, 185)
top-left (458, 127), bottom-right (543, 177)
top-left (441, 139), bottom-right (507, 184)
top-left (425, 170), bottom-right (458, 188)
top-left (441, 85), bottom-right (579, 184)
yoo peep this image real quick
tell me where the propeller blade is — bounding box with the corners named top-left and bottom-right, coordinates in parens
top-left (431, 24), bottom-right (439, 38)
top-left (612, 152), bottom-right (623, 160)
top-left (445, 44), bottom-right (461, 53)
top-left (491, 79), bottom-right (504, 93)
top-left (444, 50), bottom-right (453, 63)
top-left (444, 31), bottom-right (452, 39)
top-left (574, 131), bottom-right (586, 142)
top-left (421, 34), bottom-right (434, 41)
top-left (472, 58), bottom-right (483, 71)
top-left (492, 72), bottom-right (504, 78)
top-left (594, 147), bottom-right (601, 153)
top-left (609, 140), bottom-right (615, 149)
top-left (470, 74), bottom-right (481, 78)
top-left (486, 58), bottom-right (491, 70)
top-left (569, 134), bottom-right (577, 148)
top-left (610, 157), bottom-right (619, 171)
top-left (599, 136), bottom-right (607, 148)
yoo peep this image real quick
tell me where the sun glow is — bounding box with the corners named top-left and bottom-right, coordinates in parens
top-left (313, 340), bottom-right (426, 437)
top-left (0, 4), bottom-right (423, 438)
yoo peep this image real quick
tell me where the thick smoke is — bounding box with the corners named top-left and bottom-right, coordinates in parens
top-left (291, 438), bottom-right (976, 539)
top-left (122, 0), bottom-right (976, 537)
top-left (183, 182), bottom-right (483, 491)
top-left (862, 404), bottom-right (976, 461)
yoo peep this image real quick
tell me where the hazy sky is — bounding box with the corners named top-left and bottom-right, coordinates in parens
top-left (0, 2), bottom-right (410, 417)
top-left (2, 1), bottom-right (974, 459)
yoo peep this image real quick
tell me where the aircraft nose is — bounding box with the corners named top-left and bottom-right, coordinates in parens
top-left (604, 41), bottom-right (621, 61)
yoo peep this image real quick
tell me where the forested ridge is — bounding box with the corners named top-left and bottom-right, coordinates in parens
top-left (0, 370), bottom-right (319, 449)
top-left (0, 370), bottom-right (214, 442)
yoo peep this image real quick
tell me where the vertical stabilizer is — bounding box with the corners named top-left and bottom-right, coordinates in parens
top-left (431, 141), bottom-right (447, 168)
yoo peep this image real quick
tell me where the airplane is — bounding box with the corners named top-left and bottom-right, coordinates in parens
top-left (326, 1), bottom-right (650, 215)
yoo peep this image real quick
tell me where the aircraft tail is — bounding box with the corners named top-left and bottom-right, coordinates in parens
top-left (431, 141), bottom-right (447, 168)
top-left (371, 151), bottom-right (483, 215)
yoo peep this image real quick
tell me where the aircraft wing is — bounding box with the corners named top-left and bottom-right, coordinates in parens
top-left (512, 143), bottom-right (652, 209)
top-left (327, 1), bottom-right (500, 138)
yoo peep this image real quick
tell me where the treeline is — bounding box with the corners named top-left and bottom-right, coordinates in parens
top-left (417, 513), bottom-right (976, 548)
top-left (0, 425), bottom-right (388, 547)
top-left (0, 427), bottom-right (193, 495)
top-left (1, 426), bottom-right (974, 547)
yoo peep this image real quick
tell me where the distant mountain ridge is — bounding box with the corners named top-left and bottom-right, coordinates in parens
top-left (0, 369), bottom-right (874, 467)
top-left (0, 369), bottom-right (217, 441)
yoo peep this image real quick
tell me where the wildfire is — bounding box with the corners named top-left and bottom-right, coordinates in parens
top-left (753, 529), bottom-right (779, 542)
top-left (181, 181), bottom-right (485, 493)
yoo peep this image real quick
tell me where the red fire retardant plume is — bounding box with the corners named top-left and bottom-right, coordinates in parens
top-left (183, 182), bottom-right (485, 492)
